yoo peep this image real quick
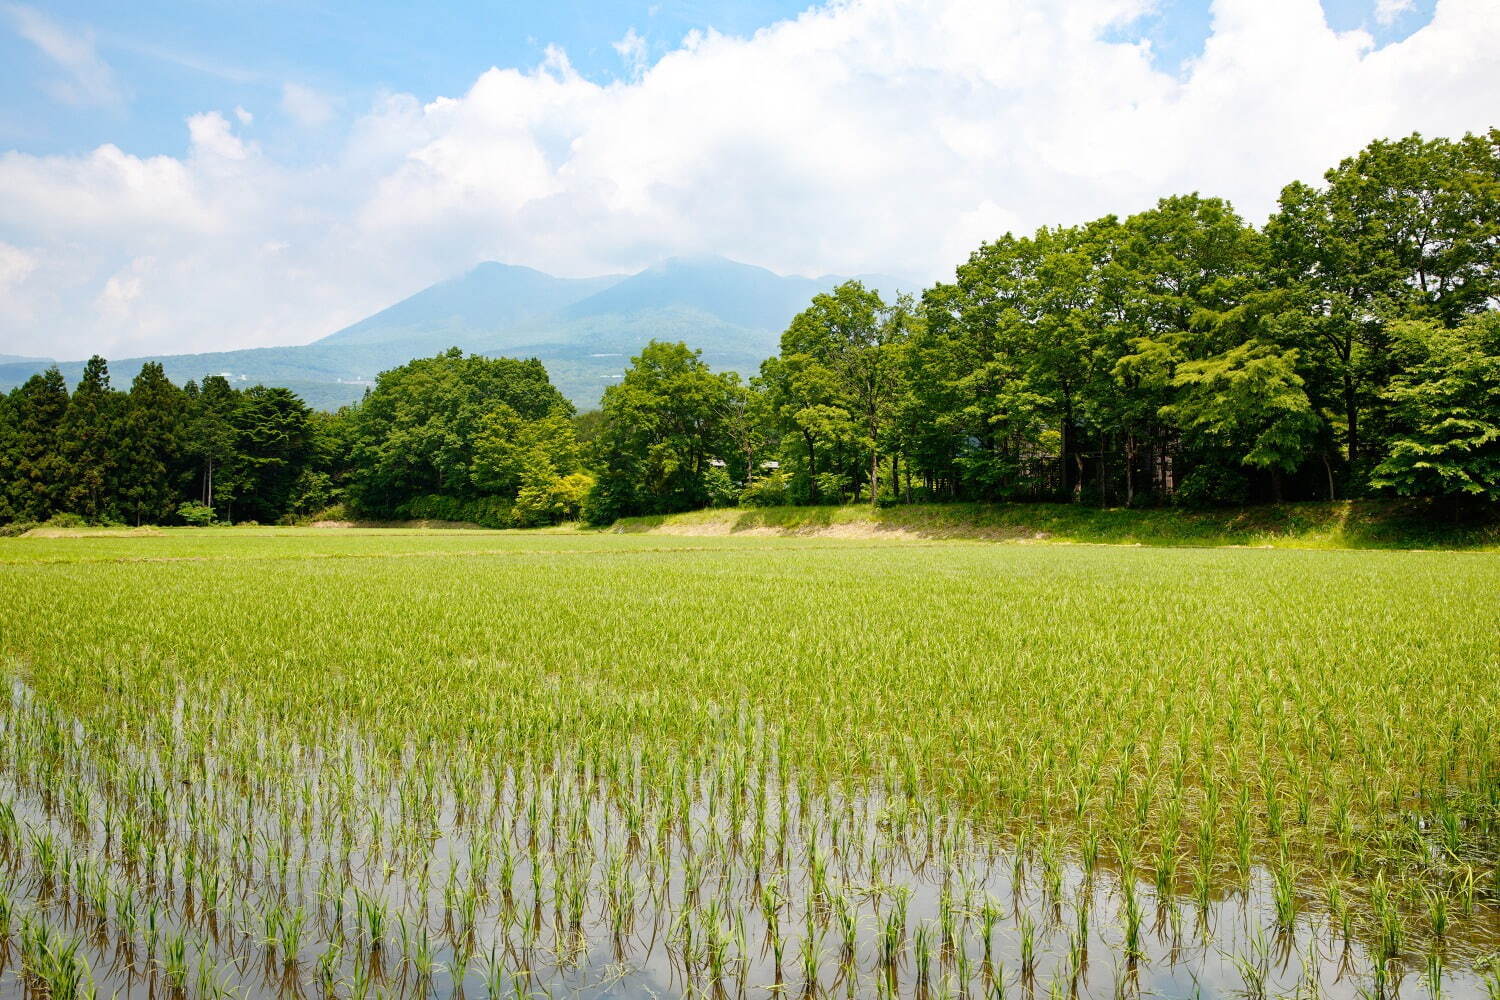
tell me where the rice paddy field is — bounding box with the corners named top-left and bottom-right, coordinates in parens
top-left (0, 526), bottom-right (1497, 1000)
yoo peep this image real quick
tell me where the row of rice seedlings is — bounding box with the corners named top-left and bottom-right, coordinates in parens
top-left (0, 668), bottom-right (1494, 1000)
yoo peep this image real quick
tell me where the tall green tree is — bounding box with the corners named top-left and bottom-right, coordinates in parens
top-left (585, 341), bottom-right (744, 522)
top-left (117, 362), bottom-right (189, 525)
top-left (1372, 314), bottom-right (1500, 504)
top-left (774, 281), bottom-right (910, 502)
top-left (349, 349), bottom-right (571, 515)
top-left (58, 356), bottom-right (121, 521)
top-left (7, 367), bottom-right (70, 520)
top-left (1265, 130), bottom-right (1500, 475)
top-left (187, 375), bottom-right (242, 516)
top-left (232, 385), bottom-right (314, 522)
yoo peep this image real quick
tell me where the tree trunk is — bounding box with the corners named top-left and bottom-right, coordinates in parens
top-left (1344, 376), bottom-right (1359, 465)
top-left (803, 430), bottom-right (819, 503)
top-left (1323, 451), bottom-right (1336, 501)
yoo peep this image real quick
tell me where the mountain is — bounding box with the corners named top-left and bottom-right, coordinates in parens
top-left (0, 257), bottom-right (906, 410)
top-left (319, 262), bottom-right (624, 348)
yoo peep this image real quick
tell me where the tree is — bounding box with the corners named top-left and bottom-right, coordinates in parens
top-left (58, 357), bottom-right (121, 521)
top-left (776, 281), bottom-right (909, 503)
top-left (1161, 343), bottom-right (1321, 502)
top-left (349, 349), bottom-right (572, 515)
top-left (1372, 314), bottom-right (1500, 503)
top-left (117, 363), bottom-right (189, 525)
top-left (187, 375), bottom-right (242, 516)
top-left (586, 341), bottom-right (744, 522)
top-left (1265, 130), bottom-right (1500, 476)
top-left (7, 367), bottom-right (70, 520)
top-left (233, 385), bottom-right (314, 522)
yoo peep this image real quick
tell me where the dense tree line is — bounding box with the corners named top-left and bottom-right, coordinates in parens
top-left (0, 360), bottom-right (320, 527)
top-left (2, 130), bottom-right (1496, 528)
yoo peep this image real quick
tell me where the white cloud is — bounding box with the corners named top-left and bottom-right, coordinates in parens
top-left (1, 0), bottom-right (1498, 361)
top-left (281, 82), bottom-right (336, 128)
top-left (96, 257), bottom-right (152, 322)
top-left (613, 27), bottom-right (648, 77)
top-left (5, 3), bottom-right (122, 107)
top-left (234, 106), bottom-right (254, 126)
top-left (0, 242), bottom-right (36, 289)
top-left (1374, 0), bottom-right (1417, 25)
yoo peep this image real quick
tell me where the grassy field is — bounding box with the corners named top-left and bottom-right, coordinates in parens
top-left (0, 527), bottom-right (1497, 999)
top-left (612, 500), bottom-right (1500, 550)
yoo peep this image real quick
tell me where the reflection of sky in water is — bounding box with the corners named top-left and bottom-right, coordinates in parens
top-left (0, 691), bottom-right (1492, 1000)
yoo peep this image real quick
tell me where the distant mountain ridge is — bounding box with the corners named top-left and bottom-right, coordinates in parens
top-left (0, 256), bottom-right (905, 410)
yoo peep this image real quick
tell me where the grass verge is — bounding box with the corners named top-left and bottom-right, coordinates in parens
top-left (610, 499), bottom-right (1500, 550)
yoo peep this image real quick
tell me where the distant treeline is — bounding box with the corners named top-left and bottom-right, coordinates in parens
top-left (2, 129), bottom-right (1497, 528)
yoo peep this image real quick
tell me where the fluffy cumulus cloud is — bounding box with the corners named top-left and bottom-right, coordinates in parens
top-left (2, 0), bottom-right (1499, 360)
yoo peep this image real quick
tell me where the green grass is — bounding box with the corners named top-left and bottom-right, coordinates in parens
top-left (613, 499), bottom-right (1500, 550)
top-left (0, 528), bottom-right (1496, 998)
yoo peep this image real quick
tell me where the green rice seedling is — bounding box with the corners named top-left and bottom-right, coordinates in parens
top-left (161, 931), bottom-right (189, 994)
top-left (1273, 861), bottom-right (1298, 931)
top-left (1423, 884), bottom-right (1450, 938)
top-left (1120, 886), bottom-right (1143, 961)
top-left (316, 942), bottom-right (343, 996)
top-left (913, 919), bottom-right (935, 987)
top-left (1017, 911), bottom-right (1037, 981)
top-left (979, 895), bottom-right (1001, 966)
top-left (833, 892), bottom-right (858, 959)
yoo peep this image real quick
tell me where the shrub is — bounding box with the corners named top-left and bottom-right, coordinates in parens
top-left (1174, 465), bottom-right (1249, 508)
top-left (513, 472), bottom-right (595, 527)
top-left (704, 467), bottom-right (738, 508)
top-left (176, 502), bottom-right (217, 526)
top-left (44, 512), bottom-right (89, 529)
top-left (740, 472), bottom-right (790, 507)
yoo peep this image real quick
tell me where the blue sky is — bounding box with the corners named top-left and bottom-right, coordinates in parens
top-left (0, 0), bottom-right (1487, 361)
top-left (2, 0), bottom-right (1438, 160)
top-left (1, 1), bottom-right (811, 157)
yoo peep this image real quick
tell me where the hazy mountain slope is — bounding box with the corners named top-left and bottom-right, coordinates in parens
top-left (0, 257), bottom-right (908, 410)
top-left (317, 262), bottom-right (624, 348)
top-left (562, 256), bottom-right (830, 332)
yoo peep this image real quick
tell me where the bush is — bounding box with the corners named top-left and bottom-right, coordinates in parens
top-left (1174, 465), bottom-right (1249, 508)
top-left (704, 467), bottom-right (738, 508)
top-left (514, 472), bottom-right (595, 527)
top-left (398, 494), bottom-right (513, 528)
top-left (740, 472), bottom-right (790, 507)
top-left (176, 502), bottom-right (217, 526)
top-left (0, 521), bottom-right (39, 538)
top-left (45, 512), bottom-right (89, 528)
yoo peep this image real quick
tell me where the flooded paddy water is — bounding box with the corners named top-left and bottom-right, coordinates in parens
top-left (1, 681), bottom-right (1495, 1000)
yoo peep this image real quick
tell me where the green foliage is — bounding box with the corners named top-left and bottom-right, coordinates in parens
top-left (702, 465), bottom-right (739, 508)
top-left (1163, 342), bottom-right (1320, 480)
top-left (176, 501), bottom-right (217, 526)
top-left (399, 494), bottom-right (514, 528)
top-left (349, 348), bottom-right (572, 516)
top-left (513, 470), bottom-right (594, 526)
top-left (1372, 314), bottom-right (1500, 501)
top-left (587, 341), bottom-right (745, 522)
top-left (117, 362), bottom-right (190, 526)
top-left (738, 470), bottom-right (790, 507)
